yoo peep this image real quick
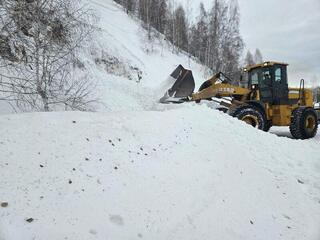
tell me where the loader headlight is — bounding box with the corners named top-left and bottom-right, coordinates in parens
top-left (251, 84), bottom-right (258, 90)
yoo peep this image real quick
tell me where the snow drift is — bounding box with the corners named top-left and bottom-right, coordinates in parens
top-left (0, 106), bottom-right (319, 240)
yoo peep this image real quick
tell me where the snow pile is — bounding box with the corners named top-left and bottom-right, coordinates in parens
top-left (0, 1), bottom-right (319, 240)
top-left (0, 106), bottom-right (319, 240)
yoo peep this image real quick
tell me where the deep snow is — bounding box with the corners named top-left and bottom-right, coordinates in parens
top-left (0, 0), bottom-right (320, 239)
top-left (0, 107), bottom-right (319, 240)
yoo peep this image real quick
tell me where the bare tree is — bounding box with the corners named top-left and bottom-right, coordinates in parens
top-left (205, 0), bottom-right (243, 79)
top-left (125, 0), bottom-right (136, 13)
top-left (220, 0), bottom-right (243, 79)
top-left (184, 0), bottom-right (192, 65)
top-left (165, 0), bottom-right (177, 52)
top-left (0, 0), bottom-right (96, 112)
top-left (157, 0), bottom-right (167, 34)
top-left (174, 5), bottom-right (188, 51)
top-left (190, 3), bottom-right (208, 62)
top-left (244, 50), bottom-right (255, 66)
top-left (254, 48), bottom-right (263, 64)
top-left (115, 0), bottom-right (243, 80)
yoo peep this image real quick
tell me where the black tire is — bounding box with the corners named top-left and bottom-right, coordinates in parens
top-left (230, 105), bottom-right (266, 130)
top-left (289, 107), bottom-right (318, 139)
top-left (263, 120), bottom-right (272, 132)
top-left (216, 107), bottom-right (228, 113)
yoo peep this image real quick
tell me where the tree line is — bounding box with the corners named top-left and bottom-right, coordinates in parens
top-left (244, 49), bottom-right (263, 66)
top-left (115, 0), bottom-right (247, 80)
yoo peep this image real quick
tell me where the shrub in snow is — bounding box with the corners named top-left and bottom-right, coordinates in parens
top-left (0, 0), bottom-right (97, 111)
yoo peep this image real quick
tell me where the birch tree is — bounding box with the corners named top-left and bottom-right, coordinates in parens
top-left (245, 50), bottom-right (255, 66)
top-left (254, 48), bottom-right (263, 64)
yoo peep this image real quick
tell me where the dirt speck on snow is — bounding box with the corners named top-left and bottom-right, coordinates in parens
top-left (109, 215), bottom-right (124, 226)
top-left (297, 179), bottom-right (304, 184)
top-left (1, 202), bottom-right (8, 207)
top-left (26, 218), bottom-right (34, 223)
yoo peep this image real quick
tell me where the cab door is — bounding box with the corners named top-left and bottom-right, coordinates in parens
top-left (259, 68), bottom-right (273, 103)
top-left (272, 65), bottom-right (289, 104)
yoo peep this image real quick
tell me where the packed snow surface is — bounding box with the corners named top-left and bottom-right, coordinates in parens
top-left (0, 106), bottom-right (319, 240)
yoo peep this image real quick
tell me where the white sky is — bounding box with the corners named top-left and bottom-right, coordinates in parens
top-left (176, 0), bottom-right (320, 86)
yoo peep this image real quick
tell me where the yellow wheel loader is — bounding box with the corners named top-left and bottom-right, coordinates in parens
top-left (160, 62), bottom-right (320, 139)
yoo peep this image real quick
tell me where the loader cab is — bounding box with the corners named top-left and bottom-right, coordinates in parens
top-left (246, 62), bottom-right (289, 104)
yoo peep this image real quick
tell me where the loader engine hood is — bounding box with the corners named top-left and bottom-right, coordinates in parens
top-left (159, 65), bottom-right (195, 103)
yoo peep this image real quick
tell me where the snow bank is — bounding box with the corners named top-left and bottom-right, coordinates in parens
top-left (0, 106), bottom-right (319, 240)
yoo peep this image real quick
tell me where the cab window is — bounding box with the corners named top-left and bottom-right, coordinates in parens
top-left (261, 69), bottom-right (271, 87)
top-left (250, 70), bottom-right (259, 85)
top-left (275, 67), bottom-right (281, 82)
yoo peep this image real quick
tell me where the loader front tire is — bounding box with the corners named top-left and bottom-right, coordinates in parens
top-left (230, 105), bottom-right (265, 130)
top-left (263, 121), bottom-right (272, 132)
top-left (289, 107), bottom-right (318, 139)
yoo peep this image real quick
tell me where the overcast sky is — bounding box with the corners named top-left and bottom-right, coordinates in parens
top-left (238, 0), bottom-right (320, 86)
top-left (178, 0), bottom-right (320, 86)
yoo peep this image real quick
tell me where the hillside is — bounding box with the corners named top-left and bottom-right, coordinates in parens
top-left (77, 0), bottom-right (210, 112)
top-left (0, 0), bottom-right (320, 240)
top-left (0, 0), bottom-right (208, 115)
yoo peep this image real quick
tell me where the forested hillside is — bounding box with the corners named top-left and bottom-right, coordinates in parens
top-left (114, 0), bottom-right (243, 79)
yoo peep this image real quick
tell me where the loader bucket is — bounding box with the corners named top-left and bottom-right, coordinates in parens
top-left (159, 65), bottom-right (195, 103)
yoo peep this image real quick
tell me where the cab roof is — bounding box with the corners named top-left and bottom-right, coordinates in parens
top-left (244, 61), bottom-right (288, 72)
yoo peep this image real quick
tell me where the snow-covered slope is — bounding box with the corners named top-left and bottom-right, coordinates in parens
top-left (0, 0), bottom-right (208, 114)
top-left (81, 0), bottom-right (210, 112)
top-left (0, 107), bottom-right (319, 240)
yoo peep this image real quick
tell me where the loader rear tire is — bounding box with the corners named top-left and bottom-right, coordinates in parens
top-left (230, 105), bottom-right (265, 130)
top-left (289, 107), bottom-right (318, 139)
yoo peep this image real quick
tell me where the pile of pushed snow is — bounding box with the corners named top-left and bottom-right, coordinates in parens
top-left (0, 2), bottom-right (319, 240)
top-left (0, 105), bottom-right (319, 240)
